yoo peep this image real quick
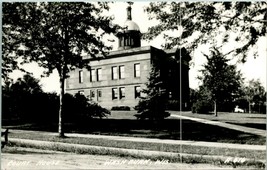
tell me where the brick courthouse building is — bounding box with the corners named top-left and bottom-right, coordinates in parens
top-left (66, 5), bottom-right (191, 110)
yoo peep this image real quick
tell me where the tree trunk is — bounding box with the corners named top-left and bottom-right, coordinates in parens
top-left (214, 100), bottom-right (217, 117)
top-left (248, 101), bottom-right (251, 113)
top-left (58, 76), bottom-right (65, 137)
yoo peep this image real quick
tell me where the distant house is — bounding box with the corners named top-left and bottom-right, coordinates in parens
top-left (66, 4), bottom-right (191, 110)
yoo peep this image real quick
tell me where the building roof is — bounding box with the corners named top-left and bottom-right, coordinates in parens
top-left (123, 20), bottom-right (140, 31)
top-left (82, 46), bottom-right (153, 61)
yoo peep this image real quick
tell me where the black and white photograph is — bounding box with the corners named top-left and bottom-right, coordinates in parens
top-left (1, 1), bottom-right (266, 169)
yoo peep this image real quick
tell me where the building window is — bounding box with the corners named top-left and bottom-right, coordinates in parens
top-left (97, 89), bottom-right (102, 101)
top-left (127, 37), bottom-right (131, 46)
top-left (112, 66), bottom-right (118, 80)
top-left (135, 86), bottom-right (141, 98)
top-left (79, 70), bottom-right (83, 83)
top-left (90, 69), bottom-right (96, 82)
top-left (119, 38), bottom-right (122, 47)
top-left (121, 38), bottom-right (124, 47)
top-left (119, 66), bottom-right (125, 79)
top-left (90, 90), bottom-right (95, 98)
top-left (96, 68), bottom-right (102, 81)
top-left (119, 87), bottom-right (125, 99)
top-left (112, 88), bottom-right (118, 100)
top-left (98, 90), bottom-right (102, 98)
top-left (78, 90), bottom-right (84, 95)
top-left (125, 36), bottom-right (129, 46)
top-left (134, 63), bottom-right (140, 77)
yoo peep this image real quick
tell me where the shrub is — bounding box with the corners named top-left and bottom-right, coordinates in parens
top-left (64, 93), bottom-right (110, 122)
top-left (192, 100), bottom-right (212, 114)
top-left (134, 111), bottom-right (170, 120)
top-left (87, 101), bottom-right (111, 118)
top-left (111, 106), bottom-right (131, 111)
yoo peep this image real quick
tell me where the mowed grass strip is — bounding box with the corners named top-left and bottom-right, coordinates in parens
top-left (8, 131), bottom-right (265, 160)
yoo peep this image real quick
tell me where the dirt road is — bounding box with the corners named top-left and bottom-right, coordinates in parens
top-left (1, 147), bottom-right (235, 169)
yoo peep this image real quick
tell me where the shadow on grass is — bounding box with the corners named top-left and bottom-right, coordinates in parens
top-left (3, 118), bottom-right (265, 145)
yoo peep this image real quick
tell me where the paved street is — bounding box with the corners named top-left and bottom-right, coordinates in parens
top-left (1, 147), bottom-right (235, 170)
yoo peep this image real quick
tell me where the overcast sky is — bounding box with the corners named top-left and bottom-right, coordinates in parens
top-left (10, 2), bottom-right (267, 93)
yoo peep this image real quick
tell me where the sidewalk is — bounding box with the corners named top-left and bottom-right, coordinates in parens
top-left (10, 129), bottom-right (266, 150)
top-left (169, 112), bottom-right (266, 137)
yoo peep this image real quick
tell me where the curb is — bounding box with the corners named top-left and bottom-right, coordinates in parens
top-left (8, 138), bottom-right (266, 167)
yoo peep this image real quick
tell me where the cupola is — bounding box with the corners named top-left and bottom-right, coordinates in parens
top-left (116, 3), bottom-right (141, 50)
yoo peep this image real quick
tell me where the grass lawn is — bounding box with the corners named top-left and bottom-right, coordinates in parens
top-left (3, 111), bottom-right (266, 169)
top-left (173, 111), bottom-right (266, 124)
top-left (171, 111), bottom-right (266, 131)
top-left (3, 111), bottom-right (265, 145)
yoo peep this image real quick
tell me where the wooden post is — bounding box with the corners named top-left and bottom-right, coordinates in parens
top-left (5, 129), bottom-right (8, 143)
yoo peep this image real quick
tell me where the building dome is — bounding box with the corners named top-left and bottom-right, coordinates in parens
top-left (123, 20), bottom-right (140, 32)
top-left (116, 3), bottom-right (141, 50)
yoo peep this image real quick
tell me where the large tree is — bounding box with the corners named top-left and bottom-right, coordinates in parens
top-left (199, 48), bottom-right (243, 116)
top-left (3, 2), bottom-right (117, 137)
top-left (242, 79), bottom-right (266, 113)
top-left (144, 2), bottom-right (267, 61)
top-left (2, 74), bottom-right (44, 121)
top-left (135, 66), bottom-right (169, 120)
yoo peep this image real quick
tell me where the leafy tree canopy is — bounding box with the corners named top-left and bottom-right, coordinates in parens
top-left (3, 2), bottom-right (118, 136)
top-left (3, 73), bottom-right (42, 94)
top-left (2, 2), bottom-right (118, 80)
top-left (200, 48), bottom-right (243, 102)
top-left (243, 79), bottom-right (266, 104)
top-left (135, 66), bottom-right (169, 120)
top-left (143, 2), bottom-right (267, 62)
top-left (13, 74), bottom-right (43, 94)
top-left (2, 73), bottom-right (46, 121)
top-left (199, 47), bottom-right (243, 115)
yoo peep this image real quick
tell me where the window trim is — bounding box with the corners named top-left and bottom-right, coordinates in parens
top-left (96, 68), bottom-right (102, 81)
top-left (111, 66), bottom-right (118, 80)
top-left (119, 65), bottom-right (125, 79)
top-left (134, 63), bottom-right (140, 78)
top-left (119, 87), bottom-right (125, 99)
top-left (90, 69), bottom-right (96, 82)
top-left (112, 88), bottom-right (118, 100)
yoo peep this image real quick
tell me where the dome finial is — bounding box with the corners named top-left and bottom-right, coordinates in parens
top-left (127, 1), bottom-right (133, 6)
top-left (127, 2), bottom-right (133, 20)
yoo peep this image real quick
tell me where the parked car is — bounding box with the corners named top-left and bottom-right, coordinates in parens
top-left (234, 106), bottom-right (244, 113)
